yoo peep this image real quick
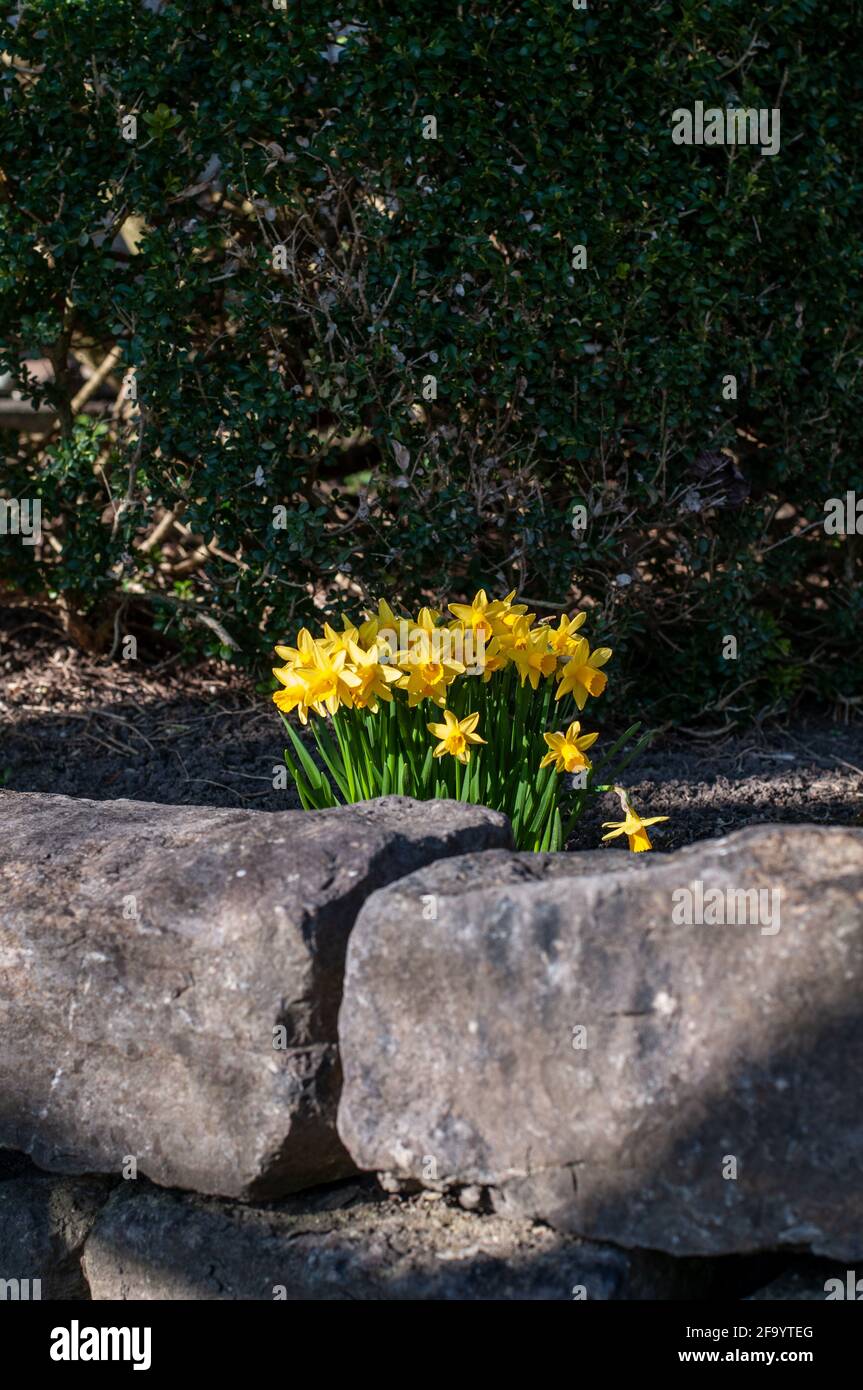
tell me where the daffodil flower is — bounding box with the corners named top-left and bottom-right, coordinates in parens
top-left (509, 628), bottom-right (558, 688)
top-left (396, 609), bottom-right (465, 705)
top-left (488, 590), bottom-right (534, 635)
top-left (545, 611), bottom-right (588, 656)
top-left (272, 666), bottom-right (310, 721)
top-left (427, 709), bottom-right (486, 764)
top-left (321, 620), bottom-right (359, 655)
top-left (448, 589), bottom-right (499, 643)
top-left (494, 614), bottom-right (531, 655)
top-left (601, 787), bottom-right (668, 852)
top-left (555, 636), bottom-right (612, 709)
top-left (344, 640), bottom-right (402, 711)
top-left (295, 642), bottom-right (353, 716)
top-left (400, 606), bottom-right (443, 664)
top-left (478, 635), bottom-right (509, 682)
top-left (539, 721), bottom-right (598, 774)
top-left (360, 598), bottom-right (401, 645)
top-left (400, 656), bottom-right (464, 706)
top-left (274, 628), bottom-right (317, 666)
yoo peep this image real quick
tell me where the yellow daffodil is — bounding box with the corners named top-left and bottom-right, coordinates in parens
top-left (393, 609), bottom-right (463, 704)
top-left (321, 620), bottom-right (359, 655)
top-left (415, 604), bottom-right (442, 626)
top-left (497, 614), bottom-right (538, 652)
top-left (545, 611), bottom-right (588, 657)
top-left (272, 666), bottom-right (310, 721)
top-left (344, 640), bottom-right (402, 711)
top-left (555, 636), bottom-right (612, 709)
top-left (400, 606), bottom-right (442, 663)
top-left (497, 589), bottom-right (523, 610)
top-left (601, 788), bottom-right (668, 852)
top-left (508, 625), bottom-right (557, 689)
top-left (356, 614), bottom-right (383, 648)
top-left (539, 721), bottom-right (599, 774)
top-left (489, 590), bottom-right (535, 635)
top-left (274, 628), bottom-right (316, 666)
top-left (399, 655), bottom-right (465, 707)
top-left (272, 631), bottom-right (317, 722)
top-left (295, 642), bottom-right (353, 717)
top-left (376, 598), bottom-right (400, 628)
top-left (478, 635), bottom-right (510, 682)
top-left (427, 709), bottom-right (486, 764)
top-left (359, 598), bottom-right (401, 646)
top-left (448, 589), bottom-right (500, 643)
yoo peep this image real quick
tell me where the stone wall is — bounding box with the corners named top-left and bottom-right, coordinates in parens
top-left (1, 792), bottom-right (860, 1300)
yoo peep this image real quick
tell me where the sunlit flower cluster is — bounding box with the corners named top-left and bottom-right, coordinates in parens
top-left (273, 590), bottom-right (665, 852)
top-left (274, 590), bottom-right (612, 753)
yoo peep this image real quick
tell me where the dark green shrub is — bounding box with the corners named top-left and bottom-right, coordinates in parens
top-left (1, 0), bottom-right (861, 721)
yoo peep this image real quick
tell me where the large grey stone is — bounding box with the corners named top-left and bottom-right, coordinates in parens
top-left (81, 1182), bottom-right (703, 1301)
top-left (337, 826), bottom-right (863, 1259)
top-left (0, 1172), bottom-right (111, 1300)
top-left (0, 791), bottom-right (510, 1199)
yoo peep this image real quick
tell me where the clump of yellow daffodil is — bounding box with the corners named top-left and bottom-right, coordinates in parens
top-left (273, 589), bottom-right (660, 852)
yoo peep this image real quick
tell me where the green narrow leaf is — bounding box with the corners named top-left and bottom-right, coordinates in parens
top-left (419, 746), bottom-right (435, 792)
top-left (603, 728), bottom-right (655, 781)
top-left (284, 721), bottom-right (325, 792)
top-left (311, 721), bottom-right (350, 800)
top-left (590, 722), bottom-right (643, 778)
top-left (282, 747), bottom-right (319, 811)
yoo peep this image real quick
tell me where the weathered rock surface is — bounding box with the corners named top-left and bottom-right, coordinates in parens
top-left (338, 826), bottom-right (863, 1259)
top-left (0, 1170), bottom-right (111, 1299)
top-left (81, 1182), bottom-right (704, 1301)
top-left (0, 791), bottom-right (510, 1199)
top-left (0, 1148), bottom-right (40, 1182)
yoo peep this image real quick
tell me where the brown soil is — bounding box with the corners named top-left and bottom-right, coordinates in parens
top-left (2, 605), bottom-right (862, 849)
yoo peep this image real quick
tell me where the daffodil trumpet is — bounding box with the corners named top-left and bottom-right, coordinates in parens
top-left (273, 591), bottom-right (664, 852)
